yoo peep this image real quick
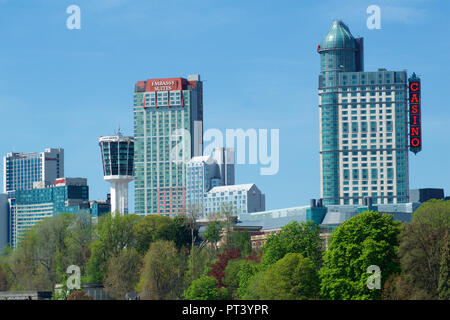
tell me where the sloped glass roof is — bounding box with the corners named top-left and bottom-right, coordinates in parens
top-left (320, 20), bottom-right (356, 50)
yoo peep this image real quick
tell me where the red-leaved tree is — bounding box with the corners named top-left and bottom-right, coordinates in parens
top-left (208, 248), bottom-right (241, 287)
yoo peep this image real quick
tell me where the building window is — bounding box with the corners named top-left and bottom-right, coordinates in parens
top-left (157, 91), bottom-right (168, 106)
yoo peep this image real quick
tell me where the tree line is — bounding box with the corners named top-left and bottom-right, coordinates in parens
top-left (0, 199), bottom-right (448, 300)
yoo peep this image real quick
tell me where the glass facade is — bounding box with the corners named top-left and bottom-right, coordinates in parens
top-left (4, 148), bottom-right (64, 194)
top-left (318, 21), bottom-right (409, 205)
top-left (14, 183), bottom-right (89, 246)
top-left (133, 76), bottom-right (203, 216)
top-left (3, 148), bottom-right (64, 248)
top-left (100, 136), bottom-right (134, 177)
top-left (99, 134), bottom-right (134, 215)
top-left (318, 21), bottom-right (361, 205)
top-left (239, 202), bottom-right (420, 235)
top-left (4, 154), bottom-right (42, 192)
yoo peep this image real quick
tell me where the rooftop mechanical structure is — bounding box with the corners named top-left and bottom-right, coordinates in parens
top-left (99, 131), bottom-right (134, 216)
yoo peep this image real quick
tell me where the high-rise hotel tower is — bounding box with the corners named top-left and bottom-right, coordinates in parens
top-left (133, 75), bottom-right (203, 216)
top-left (318, 21), bottom-right (409, 205)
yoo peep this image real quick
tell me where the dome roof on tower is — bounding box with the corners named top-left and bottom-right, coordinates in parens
top-left (320, 20), bottom-right (356, 50)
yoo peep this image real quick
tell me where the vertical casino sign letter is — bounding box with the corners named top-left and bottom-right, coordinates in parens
top-left (408, 73), bottom-right (422, 154)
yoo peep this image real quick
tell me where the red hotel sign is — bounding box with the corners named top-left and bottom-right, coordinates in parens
top-left (55, 178), bottom-right (66, 185)
top-left (409, 74), bottom-right (422, 154)
top-left (146, 78), bottom-right (181, 91)
top-left (135, 78), bottom-right (183, 92)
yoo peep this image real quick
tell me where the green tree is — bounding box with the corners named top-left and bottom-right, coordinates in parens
top-left (397, 199), bottom-right (450, 299)
top-left (33, 213), bottom-right (75, 287)
top-left (438, 235), bottom-right (449, 300)
top-left (64, 212), bottom-right (94, 276)
top-left (138, 240), bottom-right (186, 300)
top-left (222, 259), bottom-right (242, 297)
top-left (244, 253), bottom-right (319, 300)
top-left (319, 211), bottom-right (401, 300)
top-left (203, 221), bottom-right (224, 250)
top-left (2, 213), bottom-right (77, 291)
top-left (133, 215), bottom-right (174, 255)
top-left (217, 203), bottom-right (236, 246)
top-left (184, 275), bottom-right (219, 300)
top-left (184, 246), bottom-right (216, 290)
top-left (85, 213), bottom-right (141, 283)
top-left (227, 230), bottom-right (252, 257)
top-left (184, 204), bottom-right (203, 248)
top-left (84, 239), bottom-right (108, 284)
top-left (223, 259), bottom-right (260, 299)
top-left (381, 273), bottom-right (413, 300)
top-left (262, 220), bottom-right (322, 269)
top-left (103, 248), bottom-right (143, 300)
top-left (0, 267), bottom-right (7, 291)
top-left (0, 236), bottom-right (36, 291)
top-left (171, 214), bottom-right (194, 249)
top-left (0, 212), bottom-right (93, 295)
top-left (236, 259), bottom-right (261, 299)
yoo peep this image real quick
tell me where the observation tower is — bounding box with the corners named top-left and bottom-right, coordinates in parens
top-left (99, 130), bottom-right (134, 215)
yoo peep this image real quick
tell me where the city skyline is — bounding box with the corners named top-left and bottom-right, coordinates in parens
top-left (0, 0), bottom-right (449, 214)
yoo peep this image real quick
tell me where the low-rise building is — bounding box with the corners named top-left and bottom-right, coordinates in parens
top-left (409, 188), bottom-right (445, 203)
top-left (204, 184), bottom-right (265, 217)
top-left (0, 291), bottom-right (53, 300)
top-left (238, 199), bottom-right (422, 251)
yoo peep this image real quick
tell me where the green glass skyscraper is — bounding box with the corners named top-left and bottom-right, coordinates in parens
top-left (133, 75), bottom-right (203, 216)
top-left (318, 21), bottom-right (409, 205)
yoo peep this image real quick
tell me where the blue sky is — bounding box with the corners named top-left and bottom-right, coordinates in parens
top-left (0, 0), bottom-right (449, 211)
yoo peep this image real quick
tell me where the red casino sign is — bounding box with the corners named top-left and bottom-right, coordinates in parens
top-left (409, 73), bottom-right (422, 154)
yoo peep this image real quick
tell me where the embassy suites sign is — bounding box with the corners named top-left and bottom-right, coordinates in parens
top-left (135, 77), bottom-right (200, 93)
top-left (150, 80), bottom-right (178, 91)
top-left (408, 73), bottom-right (422, 154)
top-left (147, 78), bottom-right (182, 91)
